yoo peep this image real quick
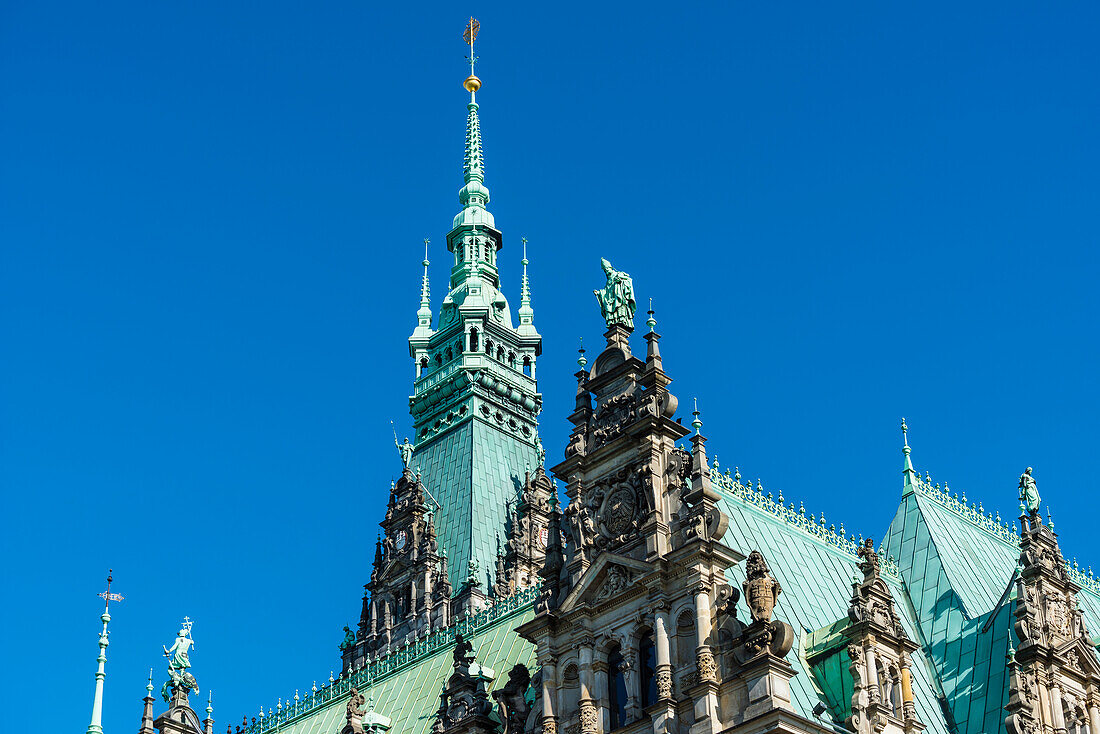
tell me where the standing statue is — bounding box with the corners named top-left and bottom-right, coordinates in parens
top-left (164, 620), bottom-right (195, 676)
top-left (396, 436), bottom-right (414, 469)
top-left (1019, 467), bottom-right (1041, 515)
top-left (344, 688), bottom-right (367, 734)
top-left (161, 618), bottom-right (199, 702)
top-left (593, 258), bottom-right (637, 329)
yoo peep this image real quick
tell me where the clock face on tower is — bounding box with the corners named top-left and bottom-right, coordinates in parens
top-left (395, 530), bottom-right (407, 552)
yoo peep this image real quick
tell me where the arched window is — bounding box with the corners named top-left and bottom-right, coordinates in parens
top-left (607, 644), bottom-right (627, 730)
top-left (435, 354), bottom-right (443, 368)
top-left (445, 347), bottom-right (453, 362)
top-left (522, 356), bottom-right (532, 377)
top-left (469, 328), bottom-right (479, 353)
top-left (640, 633), bottom-right (658, 707)
top-left (420, 357), bottom-right (429, 370)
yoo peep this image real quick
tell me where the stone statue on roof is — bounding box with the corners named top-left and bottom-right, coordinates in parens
top-left (161, 618), bottom-right (199, 702)
top-left (344, 688), bottom-right (367, 734)
top-left (1019, 466), bottom-right (1040, 515)
top-left (396, 436), bottom-right (414, 469)
top-left (593, 258), bottom-right (636, 329)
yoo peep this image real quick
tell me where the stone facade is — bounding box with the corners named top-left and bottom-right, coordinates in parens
top-left (1005, 507), bottom-right (1100, 734)
top-left (518, 319), bottom-right (821, 734)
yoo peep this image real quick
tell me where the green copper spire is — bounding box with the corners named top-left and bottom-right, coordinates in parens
top-left (86, 570), bottom-right (123, 734)
top-left (517, 237), bottom-right (537, 336)
top-left (453, 100), bottom-right (493, 232)
top-left (413, 238), bottom-right (433, 338)
top-left (404, 20), bottom-right (543, 590)
top-left (901, 418), bottom-right (919, 496)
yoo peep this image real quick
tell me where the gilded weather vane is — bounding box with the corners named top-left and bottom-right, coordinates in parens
top-left (463, 18), bottom-right (482, 99)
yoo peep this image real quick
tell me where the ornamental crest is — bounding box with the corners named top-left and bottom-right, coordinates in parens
top-left (743, 550), bottom-right (781, 624)
top-left (602, 485), bottom-right (637, 538)
top-left (584, 467), bottom-right (648, 546)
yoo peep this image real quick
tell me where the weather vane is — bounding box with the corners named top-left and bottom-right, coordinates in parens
top-left (98, 569), bottom-right (124, 612)
top-left (463, 18), bottom-right (482, 99)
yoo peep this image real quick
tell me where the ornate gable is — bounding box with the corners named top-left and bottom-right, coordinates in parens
top-left (556, 552), bottom-right (653, 613)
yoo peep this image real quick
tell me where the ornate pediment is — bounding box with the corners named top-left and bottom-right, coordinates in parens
top-left (1055, 638), bottom-right (1100, 678)
top-left (557, 553), bottom-right (653, 613)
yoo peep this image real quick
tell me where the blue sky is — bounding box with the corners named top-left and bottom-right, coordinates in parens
top-left (2, 1), bottom-right (1098, 731)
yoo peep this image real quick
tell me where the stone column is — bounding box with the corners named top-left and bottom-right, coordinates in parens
top-left (1087, 702), bottom-right (1100, 734)
top-left (900, 655), bottom-right (918, 727)
top-left (864, 645), bottom-right (880, 703)
top-left (694, 583), bottom-right (717, 682)
top-left (1051, 683), bottom-right (1068, 734)
top-left (690, 582), bottom-right (720, 734)
top-left (654, 608), bottom-right (673, 701)
top-left (579, 637), bottom-right (598, 734)
top-left (541, 655), bottom-right (558, 734)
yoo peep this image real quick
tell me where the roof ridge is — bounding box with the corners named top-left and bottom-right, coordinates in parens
top-left (244, 586), bottom-right (539, 733)
top-left (910, 472), bottom-right (1100, 598)
top-left (709, 456), bottom-right (900, 579)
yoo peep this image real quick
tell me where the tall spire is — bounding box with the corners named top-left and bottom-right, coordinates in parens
top-left (86, 570), bottom-right (123, 734)
top-left (453, 18), bottom-right (493, 234)
top-left (413, 238), bottom-right (433, 337)
top-left (901, 418), bottom-right (919, 496)
top-left (517, 237), bottom-right (536, 334)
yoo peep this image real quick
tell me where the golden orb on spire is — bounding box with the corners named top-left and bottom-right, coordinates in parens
top-left (464, 75), bottom-right (481, 93)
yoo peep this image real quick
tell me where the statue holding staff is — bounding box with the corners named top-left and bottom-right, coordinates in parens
top-left (593, 258), bottom-right (637, 329)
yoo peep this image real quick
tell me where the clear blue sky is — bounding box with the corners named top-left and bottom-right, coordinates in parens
top-left (2, 1), bottom-right (1098, 731)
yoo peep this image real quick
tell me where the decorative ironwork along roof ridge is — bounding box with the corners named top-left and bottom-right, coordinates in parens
top-left (910, 472), bottom-right (1100, 596)
top-left (241, 586), bottom-right (539, 734)
top-left (708, 454), bottom-right (901, 578)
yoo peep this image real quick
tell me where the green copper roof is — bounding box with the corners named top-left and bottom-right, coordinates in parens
top-left (247, 590), bottom-right (537, 734)
top-left (804, 618), bottom-right (854, 724)
top-left (412, 419), bottom-right (539, 591)
top-left (711, 471), bottom-right (950, 734)
top-left (883, 469), bottom-right (1100, 734)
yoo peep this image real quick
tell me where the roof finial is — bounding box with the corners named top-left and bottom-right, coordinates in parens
top-left (646, 298), bottom-right (656, 333)
top-left (692, 398), bottom-right (702, 435)
top-left (577, 337), bottom-right (587, 368)
top-left (901, 418), bottom-right (919, 496)
top-left (463, 18), bottom-right (481, 103)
